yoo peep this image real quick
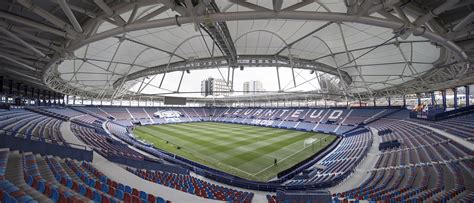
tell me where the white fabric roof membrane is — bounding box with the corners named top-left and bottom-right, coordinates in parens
top-left (56, 0), bottom-right (441, 98)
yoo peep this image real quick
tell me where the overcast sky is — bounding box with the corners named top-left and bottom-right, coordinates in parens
top-left (130, 67), bottom-right (323, 97)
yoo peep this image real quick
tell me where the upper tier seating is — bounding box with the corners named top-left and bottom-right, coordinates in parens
top-left (0, 110), bottom-right (64, 144)
top-left (72, 114), bottom-right (102, 125)
top-left (44, 107), bottom-right (83, 119)
top-left (127, 108), bottom-right (149, 120)
top-left (98, 107), bottom-right (132, 120)
top-left (74, 107), bottom-right (110, 119)
top-left (385, 109), bottom-right (410, 119)
top-left (338, 109), bottom-right (387, 125)
top-left (410, 112), bottom-right (474, 141)
top-left (127, 167), bottom-right (253, 202)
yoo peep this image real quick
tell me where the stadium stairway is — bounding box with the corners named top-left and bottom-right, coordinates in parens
top-left (328, 127), bottom-right (381, 193)
top-left (60, 120), bottom-right (221, 202)
top-left (4, 150), bottom-right (52, 202)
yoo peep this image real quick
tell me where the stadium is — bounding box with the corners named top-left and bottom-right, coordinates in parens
top-left (0, 0), bottom-right (473, 202)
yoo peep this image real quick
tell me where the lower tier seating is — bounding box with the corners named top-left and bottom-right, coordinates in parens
top-left (0, 148), bottom-right (171, 203)
top-left (126, 167), bottom-right (254, 202)
top-left (334, 119), bottom-right (474, 202)
top-left (285, 132), bottom-right (372, 186)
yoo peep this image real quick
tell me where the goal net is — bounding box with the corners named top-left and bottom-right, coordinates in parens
top-left (304, 138), bottom-right (318, 148)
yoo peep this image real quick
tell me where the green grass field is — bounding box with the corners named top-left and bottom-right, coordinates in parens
top-left (133, 122), bottom-right (336, 181)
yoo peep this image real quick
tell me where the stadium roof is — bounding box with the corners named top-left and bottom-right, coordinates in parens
top-left (0, 0), bottom-right (473, 102)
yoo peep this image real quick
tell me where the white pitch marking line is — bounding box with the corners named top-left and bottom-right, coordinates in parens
top-left (253, 135), bottom-right (331, 176)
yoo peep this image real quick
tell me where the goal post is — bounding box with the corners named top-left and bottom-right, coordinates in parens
top-left (304, 138), bottom-right (318, 148)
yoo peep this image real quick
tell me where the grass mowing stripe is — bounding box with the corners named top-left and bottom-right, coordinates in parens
top-left (144, 125), bottom-right (308, 165)
top-left (152, 124), bottom-right (280, 160)
top-left (185, 122), bottom-right (258, 130)
top-left (221, 132), bottom-right (314, 164)
top-left (212, 131), bottom-right (308, 160)
top-left (133, 128), bottom-right (258, 179)
top-left (174, 123), bottom-right (272, 141)
top-left (158, 123), bottom-right (287, 148)
top-left (134, 122), bottom-right (336, 182)
top-left (161, 124), bottom-right (257, 144)
top-left (177, 122), bottom-right (282, 138)
top-left (205, 130), bottom-right (302, 155)
top-left (136, 127), bottom-right (208, 150)
top-left (141, 125), bottom-right (248, 157)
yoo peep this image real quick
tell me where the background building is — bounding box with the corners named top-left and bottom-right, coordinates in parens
top-left (201, 78), bottom-right (231, 97)
top-left (243, 81), bottom-right (265, 95)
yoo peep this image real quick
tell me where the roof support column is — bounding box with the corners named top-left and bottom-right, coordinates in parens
top-left (276, 67), bottom-right (281, 91)
top-left (441, 89), bottom-right (447, 110)
top-left (9, 80), bottom-right (13, 95)
top-left (453, 88), bottom-right (458, 109)
top-left (0, 76), bottom-right (3, 94)
top-left (431, 91), bottom-right (436, 106)
top-left (177, 71), bottom-right (185, 92)
top-left (16, 83), bottom-right (21, 97)
top-left (38, 89), bottom-right (41, 105)
top-left (465, 85), bottom-right (470, 106)
top-left (417, 93), bottom-right (421, 105)
top-left (24, 85), bottom-right (28, 98)
top-left (231, 67), bottom-right (235, 92)
top-left (30, 87), bottom-right (34, 104)
top-left (48, 91), bottom-right (52, 105)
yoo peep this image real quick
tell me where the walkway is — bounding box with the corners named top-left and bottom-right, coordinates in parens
top-left (329, 128), bottom-right (380, 193)
top-left (60, 121), bottom-right (91, 150)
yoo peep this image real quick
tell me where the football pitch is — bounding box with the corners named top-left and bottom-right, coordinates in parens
top-left (133, 122), bottom-right (336, 181)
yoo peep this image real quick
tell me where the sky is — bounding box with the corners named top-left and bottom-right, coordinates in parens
top-left (130, 66), bottom-right (323, 97)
